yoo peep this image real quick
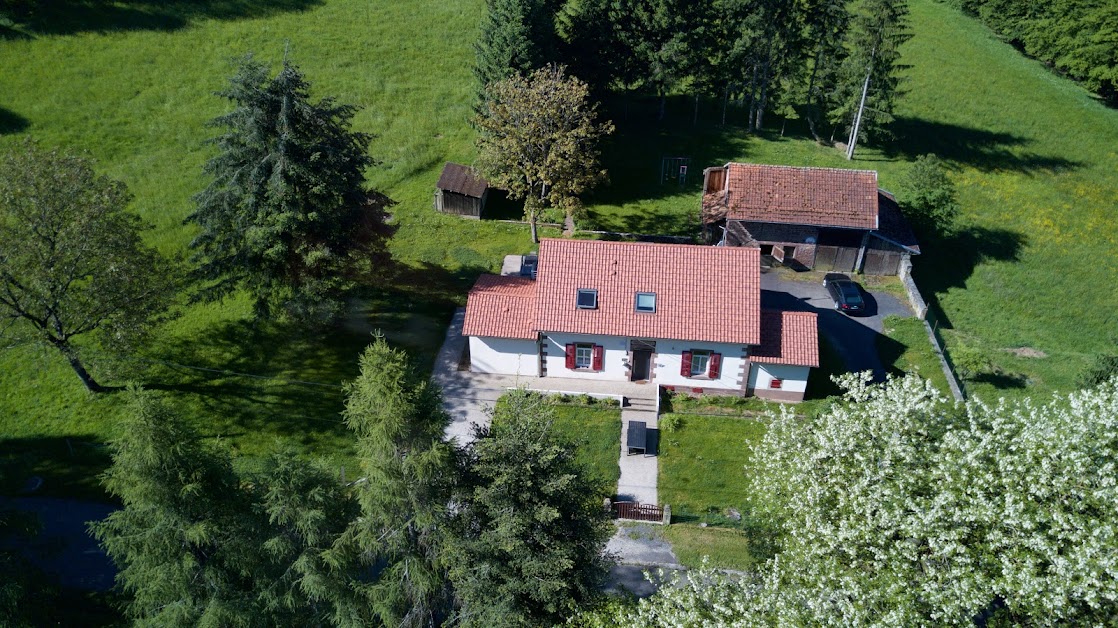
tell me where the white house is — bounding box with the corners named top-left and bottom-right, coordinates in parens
top-left (462, 238), bottom-right (819, 402)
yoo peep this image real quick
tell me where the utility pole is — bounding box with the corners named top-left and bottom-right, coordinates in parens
top-left (846, 43), bottom-right (877, 161)
top-left (846, 68), bottom-right (871, 160)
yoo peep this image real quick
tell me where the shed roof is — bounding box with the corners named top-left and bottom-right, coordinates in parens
top-left (534, 239), bottom-right (761, 345)
top-left (437, 162), bottom-right (489, 198)
top-left (751, 310), bottom-right (819, 367)
top-left (705, 163), bottom-right (879, 230)
top-left (462, 275), bottom-right (538, 340)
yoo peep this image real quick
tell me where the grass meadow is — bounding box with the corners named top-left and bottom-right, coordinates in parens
top-left (1, 0), bottom-right (1117, 500)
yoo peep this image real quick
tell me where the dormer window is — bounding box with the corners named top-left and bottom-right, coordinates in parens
top-left (635, 292), bottom-right (656, 313)
top-left (576, 289), bottom-right (598, 309)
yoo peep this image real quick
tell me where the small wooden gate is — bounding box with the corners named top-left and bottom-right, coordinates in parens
top-left (613, 501), bottom-right (664, 523)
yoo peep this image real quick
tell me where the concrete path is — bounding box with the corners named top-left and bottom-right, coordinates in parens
top-left (604, 522), bottom-right (683, 597)
top-left (617, 397), bottom-right (659, 504)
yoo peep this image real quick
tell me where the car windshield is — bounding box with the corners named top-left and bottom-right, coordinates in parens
top-left (840, 283), bottom-right (862, 301)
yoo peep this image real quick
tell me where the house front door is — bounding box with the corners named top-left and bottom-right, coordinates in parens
top-left (629, 339), bottom-right (656, 382)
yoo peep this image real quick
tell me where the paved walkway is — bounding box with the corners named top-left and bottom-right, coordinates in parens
top-left (432, 309), bottom-right (663, 505)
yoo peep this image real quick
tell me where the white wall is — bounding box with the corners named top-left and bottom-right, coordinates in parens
top-left (748, 363), bottom-right (810, 393)
top-left (540, 333), bottom-right (630, 381)
top-left (653, 340), bottom-right (749, 391)
top-left (469, 336), bottom-right (539, 376)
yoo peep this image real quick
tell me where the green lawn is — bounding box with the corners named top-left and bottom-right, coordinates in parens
top-left (657, 414), bottom-right (765, 524)
top-left (3, 0), bottom-right (1117, 499)
top-left (550, 404), bottom-right (621, 491)
top-left (664, 524), bottom-right (756, 572)
top-left (878, 315), bottom-right (952, 395)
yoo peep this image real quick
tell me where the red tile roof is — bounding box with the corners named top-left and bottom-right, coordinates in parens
top-left (705, 163), bottom-right (879, 230)
top-left (752, 310), bottom-right (819, 367)
top-left (462, 275), bottom-right (538, 340)
top-left (534, 239), bottom-right (761, 345)
top-left (436, 162), bottom-right (489, 198)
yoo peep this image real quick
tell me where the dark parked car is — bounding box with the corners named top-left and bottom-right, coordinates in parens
top-left (823, 273), bottom-right (865, 314)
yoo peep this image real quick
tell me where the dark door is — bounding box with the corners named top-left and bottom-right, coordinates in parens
top-left (631, 350), bottom-right (652, 381)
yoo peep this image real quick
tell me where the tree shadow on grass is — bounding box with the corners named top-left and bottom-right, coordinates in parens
top-left (910, 226), bottom-right (1027, 330)
top-left (2, 0), bottom-right (323, 36)
top-left (586, 94), bottom-right (752, 233)
top-left (141, 260), bottom-right (486, 450)
top-left (879, 117), bottom-right (1085, 174)
top-left (0, 435), bottom-right (112, 502)
top-left (0, 106), bottom-right (29, 134)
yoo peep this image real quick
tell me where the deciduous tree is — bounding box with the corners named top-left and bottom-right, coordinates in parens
top-left (899, 153), bottom-right (960, 234)
top-left (448, 390), bottom-right (612, 627)
top-left (0, 140), bottom-right (178, 392)
top-left (188, 53), bottom-right (390, 322)
top-left (474, 64), bottom-right (613, 241)
top-left (605, 375), bottom-right (1118, 625)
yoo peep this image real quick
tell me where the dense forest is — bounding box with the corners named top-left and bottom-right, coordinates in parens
top-left (942, 0), bottom-right (1118, 102)
top-left (478, 0), bottom-right (912, 148)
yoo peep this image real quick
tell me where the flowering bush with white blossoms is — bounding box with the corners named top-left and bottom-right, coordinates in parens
top-left (596, 375), bottom-right (1118, 627)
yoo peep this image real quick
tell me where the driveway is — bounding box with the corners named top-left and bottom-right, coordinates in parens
top-left (760, 271), bottom-right (913, 381)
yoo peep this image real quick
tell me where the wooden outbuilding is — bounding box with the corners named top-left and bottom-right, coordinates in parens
top-left (435, 162), bottom-right (490, 219)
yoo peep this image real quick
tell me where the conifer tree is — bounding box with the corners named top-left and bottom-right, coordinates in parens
top-left (474, 0), bottom-right (558, 94)
top-left (253, 448), bottom-right (358, 626)
top-left (834, 0), bottom-right (910, 157)
top-left (91, 389), bottom-right (258, 626)
top-left (333, 335), bottom-right (456, 627)
top-left (448, 390), bottom-right (612, 627)
top-left (188, 53), bottom-right (390, 322)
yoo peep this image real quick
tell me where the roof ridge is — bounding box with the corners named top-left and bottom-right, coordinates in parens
top-left (725, 162), bottom-right (879, 178)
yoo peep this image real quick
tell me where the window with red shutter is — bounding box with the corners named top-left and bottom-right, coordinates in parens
top-left (708, 353), bottom-right (722, 379)
top-left (591, 345), bottom-right (604, 371)
top-left (565, 344), bottom-right (576, 369)
top-left (771, 378), bottom-right (783, 389)
top-left (680, 351), bottom-right (692, 377)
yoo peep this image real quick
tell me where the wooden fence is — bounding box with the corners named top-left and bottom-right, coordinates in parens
top-left (613, 501), bottom-right (668, 524)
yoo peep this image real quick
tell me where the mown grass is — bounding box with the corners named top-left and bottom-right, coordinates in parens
top-left (657, 414), bottom-right (765, 525)
top-left (878, 315), bottom-right (952, 395)
top-left (550, 404), bottom-right (621, 491)
top-left (664, 524), bottom-right (755, 572)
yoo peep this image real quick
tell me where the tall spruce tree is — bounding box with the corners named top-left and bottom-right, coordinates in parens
top-left (253, 448), bottom-right (359, 626)
top-left (834, 0), bottom-right (910, 157)
top-left (188, 53), bottom-right (389, 322)
top-left (91, 389), bottom-right (258, 626)
top-left (474, 0), bottom-right (559, 94)
top-left (448, 390), bottom-right (613, 627)
top-left (333, 335), bottom-right (456, 627)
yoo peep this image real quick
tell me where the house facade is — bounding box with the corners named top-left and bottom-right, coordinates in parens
top-left (701, 163), bottom-right (920, 275)
top-left (462, 239), bottom-right (819, 402)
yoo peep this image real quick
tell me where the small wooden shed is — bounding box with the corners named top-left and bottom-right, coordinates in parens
top-left (435, 162), bottom-right (490, 218)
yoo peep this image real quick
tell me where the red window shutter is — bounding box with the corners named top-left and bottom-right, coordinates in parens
top-left (680, 351), bottom-right (692, 377)
top-left (591, 345), bottom-right (604, 371)
top-left (565, 344), bottom-right (576, 369)
top-left (709, 353), bottom-right (722, 379)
